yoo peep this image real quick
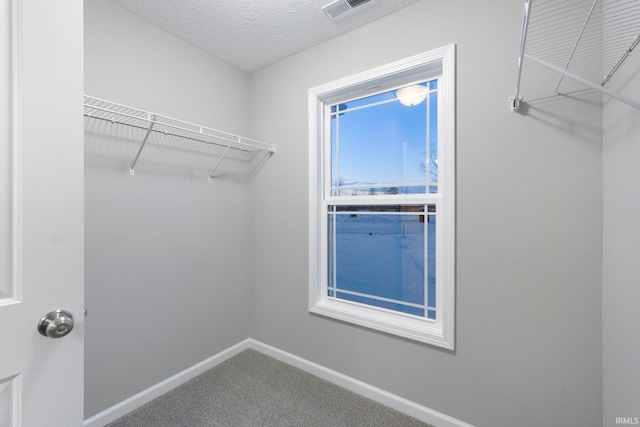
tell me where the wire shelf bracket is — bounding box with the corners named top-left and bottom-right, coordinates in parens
top-left (511, 0), bottom-right (640, 113)
top-left (129, 114), bottom-right (157, 175)
top-left (208, 139), bottom-right (235, 183)
top-left (83, 95), bottom-right (277, 180)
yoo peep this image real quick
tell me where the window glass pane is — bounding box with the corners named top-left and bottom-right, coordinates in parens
top-left (330, 88), bottom-right (430, 196)
top-left (335, 186), bottom-right (427, 197)
top-left (335, 292), bottom-right (424, 317)
top-left (427, 212), bottom-right (436, 319)
top-left (428, 89), bottom-right (438, 193)
top-left (331, 115), bottom-right (337, 190)
top-left (328, 205), bottom-right (436, 318)
top-left (328, 210), bottom-right (335, 292)
top-left (337, 90), bottom-right (397, 111)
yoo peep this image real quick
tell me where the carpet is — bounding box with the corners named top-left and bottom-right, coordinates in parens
top-left (106, 349), bottom-right (434, 427)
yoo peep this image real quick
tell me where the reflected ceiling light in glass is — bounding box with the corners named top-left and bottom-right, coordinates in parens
top-left (396, 85), bottom-right (427, 106)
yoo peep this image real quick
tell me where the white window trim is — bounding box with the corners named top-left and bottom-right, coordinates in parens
top-left (308, 44), bottom-right (456, 350)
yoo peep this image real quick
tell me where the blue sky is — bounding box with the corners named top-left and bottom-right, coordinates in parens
top-left (331, 81), bottom-right (438, 191)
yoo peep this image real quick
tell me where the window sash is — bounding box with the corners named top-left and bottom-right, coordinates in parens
top-left (326, 205), bottom-right (437, 320)
top-left (327, 83), bottom-right (438, 198)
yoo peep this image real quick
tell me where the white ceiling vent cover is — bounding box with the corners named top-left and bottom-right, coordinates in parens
top-left (322, 0), bottom-right (378, 18)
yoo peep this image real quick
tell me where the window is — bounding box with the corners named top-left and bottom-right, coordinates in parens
top-left (308, 45), bottom-right (455, 349)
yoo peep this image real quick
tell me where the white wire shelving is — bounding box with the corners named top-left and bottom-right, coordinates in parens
top-left (511, 0), bottom-right (640, 112)
top-left (83, 95), bottom-right (276, 181)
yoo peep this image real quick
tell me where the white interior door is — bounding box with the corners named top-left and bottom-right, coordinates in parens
top-left (0, 1), bottom-right (84, 426)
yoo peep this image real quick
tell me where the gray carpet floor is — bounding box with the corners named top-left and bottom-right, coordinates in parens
top-left (106, 349), bottom-right (434, 427)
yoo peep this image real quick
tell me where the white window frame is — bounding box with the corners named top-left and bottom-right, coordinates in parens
top-left (308, 44), bottom-right (456, 349)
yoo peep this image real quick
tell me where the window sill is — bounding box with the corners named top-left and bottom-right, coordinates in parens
top-left (310, 298), bottom-right (453, 350)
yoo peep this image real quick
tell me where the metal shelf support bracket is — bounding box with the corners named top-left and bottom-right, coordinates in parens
top-left (130, 114), bottom-right (157, 175)
top-left (208, 139), bottom-right (236, 182)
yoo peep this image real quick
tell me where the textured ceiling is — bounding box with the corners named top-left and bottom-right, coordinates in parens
top-left (108, 0), bottom-right (420, 72)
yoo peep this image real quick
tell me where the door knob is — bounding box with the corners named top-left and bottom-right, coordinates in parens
top-left (38, 310), bottom-right (74, 338)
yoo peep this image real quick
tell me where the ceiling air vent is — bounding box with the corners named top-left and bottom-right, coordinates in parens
top-left (322, 0), bottom-right (377, 18)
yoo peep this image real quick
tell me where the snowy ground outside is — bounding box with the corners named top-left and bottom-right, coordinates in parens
top-left (329, 211), bottom-right (436, 318)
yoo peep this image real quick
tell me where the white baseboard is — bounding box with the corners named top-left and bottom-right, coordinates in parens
top-left (83, 340), bottom-right (251, 427)
top-left (246, 339), bottom-right (474, 427)
top-left (84, 338), bottom-right (474, 427)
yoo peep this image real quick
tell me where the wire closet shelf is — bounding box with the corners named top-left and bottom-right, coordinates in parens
top-left (83, 95), bottom-right (276, 181)
top-left (511, 0), bottom-right (640, 112)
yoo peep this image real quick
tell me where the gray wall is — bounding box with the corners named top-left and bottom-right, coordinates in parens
top-left (248, 1), bottom-right (603, 426)
top-left (84, 0), bottom-right (253, 418)
top-left (84, 0), bottom-right (610, 426)
top-left (603, 50), bottom-right (640, 425)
